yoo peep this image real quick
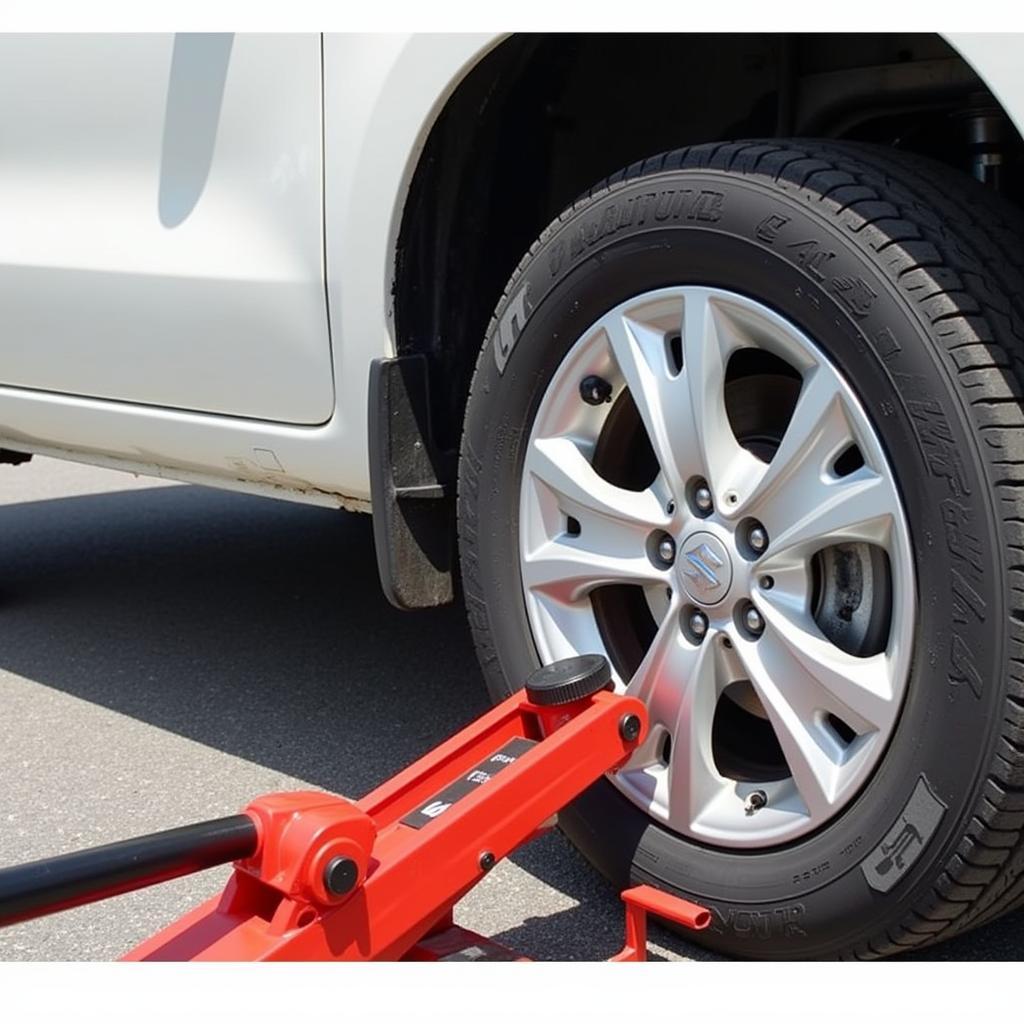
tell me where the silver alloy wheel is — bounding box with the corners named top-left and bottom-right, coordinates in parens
top-left (519, 286), bottom-right (915, 847)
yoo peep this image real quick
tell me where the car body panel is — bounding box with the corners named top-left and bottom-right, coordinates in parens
top-left (0, 32), bottom-right (333, 425)
top-left (0, 32), bottom-right (497, 506)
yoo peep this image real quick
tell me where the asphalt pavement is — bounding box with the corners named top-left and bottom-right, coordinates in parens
top-left (0, 457), bottom-right (1021, 960)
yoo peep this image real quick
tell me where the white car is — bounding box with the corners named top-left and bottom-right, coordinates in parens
top-left (2, 31), bottom-right (1022, 959)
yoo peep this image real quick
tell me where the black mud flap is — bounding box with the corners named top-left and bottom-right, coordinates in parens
top-left (368, 355), bottom-right (456, 609)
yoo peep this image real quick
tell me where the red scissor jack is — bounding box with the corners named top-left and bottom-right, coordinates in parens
top-left (0, 656), bottom-right (709, 960)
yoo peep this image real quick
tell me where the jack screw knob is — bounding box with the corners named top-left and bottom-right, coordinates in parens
top-left (525, 654), bottom-right (613, 707)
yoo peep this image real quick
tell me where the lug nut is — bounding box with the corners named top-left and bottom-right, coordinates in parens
top-left (657, 535), bottom-right (676, 565)
top-left (693, 484), bottom-right (713, 514)
top-left (748, 524), bottom-right (768, 554)
top-left (580, 375), bottom-right (613, 405)
top-left (743, 605), bottom-right (765, 637)
top-left (688, 610), bottom-right (709, 641)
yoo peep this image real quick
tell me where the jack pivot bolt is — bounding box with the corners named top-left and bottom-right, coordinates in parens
top-left (619, 713), bottom-right (642, 743)
top-left (324, 856), bottom-right (359, 896)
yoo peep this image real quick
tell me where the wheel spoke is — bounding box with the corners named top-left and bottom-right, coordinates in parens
top-left (521, 534), bottom-right (664, 604)
top-left (528, 436), bottom-right (667, 531)
top-left (737, 625), bottom-right (854, 819)
top-left (755, 595), bottom-right (897, 735)
top-left (680, 293), bottom-right (758, 506)
top-left (746, 370), bottom-right (898, 560)
top-left (526, 594), bottom-right (611, 666)
top-left (624, 599), bottom-right (694, 726)
top-left (663, 638), bottom-right (723, 828)
top-left (522, 436), bottom-right (668, 603)
top-left (621, 605), bottom-right (723, 828)
top-left (602, 299), bottom-right (698, 494)
top-left (759, 470), bottom-right (896, 566)
top-left (742, 368), bottom-right (850, 510)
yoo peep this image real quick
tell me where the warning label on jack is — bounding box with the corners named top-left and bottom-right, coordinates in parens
top-left (401, 737), bottom-right (537, 830)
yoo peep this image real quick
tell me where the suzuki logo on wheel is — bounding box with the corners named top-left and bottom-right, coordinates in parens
top-left (684, 541), bottom-right (725, 591)
top-left (678, 532), bottom-right (733, 605)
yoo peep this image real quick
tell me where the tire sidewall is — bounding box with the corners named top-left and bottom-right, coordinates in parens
top-left (458, 170), bottom-right (1005, 958)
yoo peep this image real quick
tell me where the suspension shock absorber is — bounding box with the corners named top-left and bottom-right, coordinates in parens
top-left (962, 101), bottom-right (1006, 190)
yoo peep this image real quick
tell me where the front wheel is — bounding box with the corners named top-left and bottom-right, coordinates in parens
top-left (458, 140), bottom-right (1024, 958)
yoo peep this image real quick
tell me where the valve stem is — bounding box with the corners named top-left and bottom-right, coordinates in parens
top-left (744, 790), bottom-right (768, 815)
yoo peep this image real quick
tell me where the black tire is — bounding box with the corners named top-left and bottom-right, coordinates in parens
top-left (457, 139), bottom-right (1024, 959)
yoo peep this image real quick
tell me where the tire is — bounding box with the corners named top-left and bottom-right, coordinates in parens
top-left (457, 139), bottom-right (1024, 959)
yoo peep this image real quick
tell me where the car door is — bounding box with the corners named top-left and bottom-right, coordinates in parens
top-left (0, 32), bottom-right (333, 425)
